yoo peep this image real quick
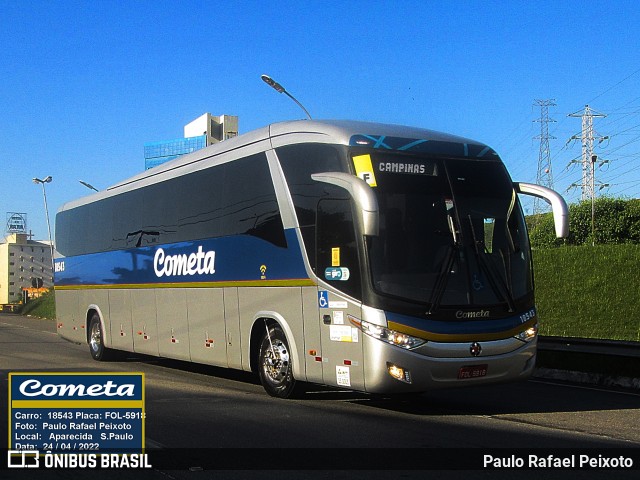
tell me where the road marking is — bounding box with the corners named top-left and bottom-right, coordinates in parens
top-left (0, 321), bottom-right (58, 336)
top-left (530, 378), bottom-right (640, 397)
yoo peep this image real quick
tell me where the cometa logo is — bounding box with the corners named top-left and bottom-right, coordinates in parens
top-left (455, 310), bottom-right (490, 319)
top-left (18, 379), bottom-right (135, 397)
top-left (153, 246), bottom-right (216, 278)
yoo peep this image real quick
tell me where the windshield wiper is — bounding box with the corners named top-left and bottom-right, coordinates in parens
top-left (467, 216), bottom-right (515, 312)
top-left (427, 244), bottom-right (457, 315)
top-left (427, 208), bottom-right (461, 315)
top-left (499, 248), bottom-right (514, 300)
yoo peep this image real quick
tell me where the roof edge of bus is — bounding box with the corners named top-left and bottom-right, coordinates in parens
top-left (116, 119), bottom-right (491, 189)
top-left (267, 119), bottom-right (488, 147)
top-left (56, 119), bottom-right (495, 213)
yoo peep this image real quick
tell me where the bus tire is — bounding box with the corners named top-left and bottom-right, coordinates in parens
top-left (258, 324), bottom-right (298, 398)
top-left (88, 313), bottom-right (113, 361)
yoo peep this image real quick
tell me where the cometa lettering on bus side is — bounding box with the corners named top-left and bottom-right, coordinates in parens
top-left (153, 246), bottom-right (216, 278)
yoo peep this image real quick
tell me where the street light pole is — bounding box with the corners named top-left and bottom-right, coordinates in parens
top-left (260, 74), bottom-right (312, 120)
top-left (79, 180), bottom-right (99, 192)
top-left (591, 155), bottom-right (596, 247)
top-left (32, 176), bottom-right (55, 276)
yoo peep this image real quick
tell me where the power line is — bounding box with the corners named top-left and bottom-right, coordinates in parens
top-left (584, 67), bottom-right (640, 106)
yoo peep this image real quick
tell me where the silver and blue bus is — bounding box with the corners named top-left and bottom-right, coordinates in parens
top-left (54, 120), bottom-right (568, 398)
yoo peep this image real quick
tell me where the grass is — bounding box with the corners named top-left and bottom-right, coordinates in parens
top-left (19, 288), bottom-right (56, 319)
top-left (533, 245), bottom-right (640, 341)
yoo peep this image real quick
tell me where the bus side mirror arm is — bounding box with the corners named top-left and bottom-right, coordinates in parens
top-left (311, 172), bottom-right (379, 236)
top-left (514, 182), bottom-right (569, 238)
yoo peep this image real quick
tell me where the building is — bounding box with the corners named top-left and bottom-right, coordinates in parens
top-left (144, 136), bottom-right (207, 170)
top-left (0, 233), bottom-right (53, 305)
top-left (144, 113), bottom-right (239, 170)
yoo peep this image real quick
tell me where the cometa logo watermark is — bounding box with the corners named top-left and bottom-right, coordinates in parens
top-left (18, 379), bottom-right (135, 397)
top-left (9, 372), bottom-right (145, 456)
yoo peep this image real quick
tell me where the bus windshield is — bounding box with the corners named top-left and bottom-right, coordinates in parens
top-left (364, 153), bottom-right (532, 311)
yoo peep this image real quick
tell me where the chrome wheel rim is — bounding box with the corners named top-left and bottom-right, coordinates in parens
top-left (262, 339), bottom-right (290, 384)
top-left (90, 322), bottom-right (102, 353)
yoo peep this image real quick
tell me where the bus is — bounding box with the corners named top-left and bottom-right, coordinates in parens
top-left (54, 120), bottom-right (568, 398)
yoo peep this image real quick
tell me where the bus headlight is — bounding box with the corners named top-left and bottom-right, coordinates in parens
top-left (353, 319), bottom-right (426, 350)
top-left (514, 323), bottom-right (538, 343)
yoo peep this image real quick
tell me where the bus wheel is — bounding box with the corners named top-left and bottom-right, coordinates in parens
top-left (88, 313), bottom-right (112, 361)
top-left (258, 324), bottom-right (297, 398)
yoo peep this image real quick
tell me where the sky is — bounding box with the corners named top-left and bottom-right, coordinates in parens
top-left (1, 0), bottom-right (640, 241)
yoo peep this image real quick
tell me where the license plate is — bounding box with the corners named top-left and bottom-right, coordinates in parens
top-left (458, 364), bottom-right (488, 379)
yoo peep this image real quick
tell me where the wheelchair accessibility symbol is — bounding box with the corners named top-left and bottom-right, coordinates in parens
top-left (318, 291), bottom-right (329, 308)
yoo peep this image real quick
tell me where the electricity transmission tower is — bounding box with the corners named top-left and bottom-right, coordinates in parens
top-left (568, 105), bottom-right (607, 200)
top-left (533, 99), bottom-right (556, 214)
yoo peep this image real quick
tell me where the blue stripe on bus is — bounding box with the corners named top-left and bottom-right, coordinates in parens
top-left (54, 229), bottom-right (310, 287)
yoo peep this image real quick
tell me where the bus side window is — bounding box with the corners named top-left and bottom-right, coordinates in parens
top-left (276, 143), bottom-right (346, 270)
top-left (316, 198), bottom-right (362, 300)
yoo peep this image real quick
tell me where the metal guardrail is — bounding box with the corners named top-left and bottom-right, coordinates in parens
top-left (538, 336), bottom-right (640, 358)
top-left (535, 336), bottom-right (640, 390)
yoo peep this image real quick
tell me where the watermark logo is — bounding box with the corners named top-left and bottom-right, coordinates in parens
top-left (7, 450), bottom-right (40, 468)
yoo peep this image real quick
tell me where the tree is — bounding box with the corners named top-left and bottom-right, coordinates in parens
top-left (527, 197), bottom-right (640, 248)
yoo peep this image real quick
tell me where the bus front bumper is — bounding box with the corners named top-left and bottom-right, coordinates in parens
top-left (362, 334), bottom-right (537, 394)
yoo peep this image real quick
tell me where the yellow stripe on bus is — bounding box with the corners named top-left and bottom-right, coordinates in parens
top-left (387, 318), bottom-right (538, 343)
top-left (55, 279), bottom-right (316, 291)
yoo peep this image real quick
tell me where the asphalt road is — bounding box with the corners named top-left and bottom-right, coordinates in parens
top-left (1, 313), bottom-right (639, 480)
